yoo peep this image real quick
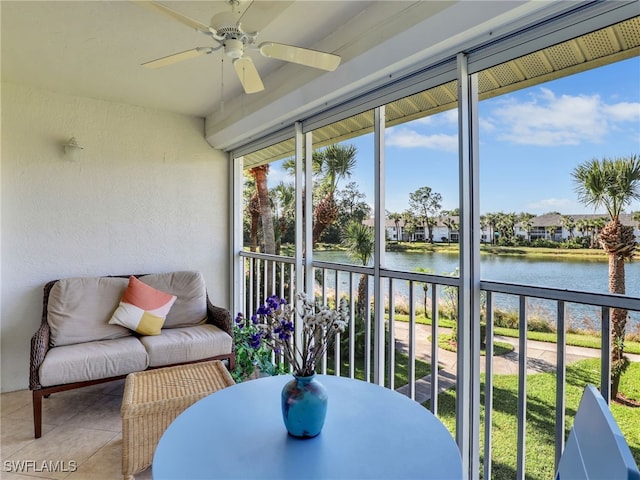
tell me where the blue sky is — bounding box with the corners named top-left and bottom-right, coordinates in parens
top-left (269, 56), bottom-right (640, 217)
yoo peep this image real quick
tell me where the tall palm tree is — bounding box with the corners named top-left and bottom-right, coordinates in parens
top-left (271, 182), bottom-right (295, 255)
top-left (572, 154), bottom-right (640, 399)
top-left (485, 212), bottom-right (499, 244)
top-left (243, 173), bottom-right (260, 252)
top-left (441, 215), bottom-right (458, 244)
top-left (590, 217), bottom-right (607, 248)
top-left (341, 222), bottom-right (374, 318)
top-left (518, 212), bottom-right (535, 243)
top-left (561, 215), bottom-right (576, 239)
top-left (388, 212), bottom-right (402, 241)
top-left (313, 144), bottom-right (357, 246)
top-left (248, 165), bottom-right (276, 255)
top-left (575, 218), bottom-right (589, 245)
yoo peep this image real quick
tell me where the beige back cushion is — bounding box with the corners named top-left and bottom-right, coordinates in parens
top-left (48, 277), bottom-right (131, 347)
top-left (138, 271), bottom-right (207, 328)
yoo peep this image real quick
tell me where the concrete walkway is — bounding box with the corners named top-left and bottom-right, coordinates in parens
top-left (392, 321), bottom-right (640, 403)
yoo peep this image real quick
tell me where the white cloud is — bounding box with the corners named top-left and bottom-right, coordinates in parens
top-left (412, 109), bottom-right (457, 126)
top-left (386, 127), bottom-right (458, 152)
top-left (488, 88), bottom-right (640, 146)
top-left (602, 101), bottom-right (640, 122)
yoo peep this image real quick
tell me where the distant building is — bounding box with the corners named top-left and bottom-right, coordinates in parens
top-left (366, 213), bottom-right (640, 244)
top-left (513, 213), bottom-right (639, 243)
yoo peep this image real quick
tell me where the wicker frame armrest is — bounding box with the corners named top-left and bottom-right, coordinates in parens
top-left (29, 280), bottom-right (57, 390)
top-left (30, 324), bottom-right (50, 390)
top-left (206, 297), bottom-right (233, 340)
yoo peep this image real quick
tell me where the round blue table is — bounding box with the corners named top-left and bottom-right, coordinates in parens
top-left (152, 374), bottom-right (463, 479)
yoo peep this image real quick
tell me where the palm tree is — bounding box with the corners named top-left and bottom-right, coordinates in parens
top-left (485, 212), bottom-right (499, 244)
top-left (561, 215), bottom-right (576, 239)
top-left (312, 144), bottom-right (357, 246)
top-left (271, 182), bottom-right (295, 254)
top-left (518, 212), bottom-right (535, 243)
top-left (575, 218), bottom-right (590, 245)
top-left (402, 210), bottom-right (416, 242)
top-left (415, 267), bottom-right (434, 316)
top-left (389, 212), bottom-right (402, 242)
top-left (441, 215), bottom-right (458, 244)
top-left (243, 173), bottom-right (260, 252)
top-left (248, 165), bottom-right (276, 255)
top-left (341, 221), bottom-right (374, 318)
top-left (572, 154), bottom-right (640, 399)
top-left (590, 217), bottom-right (607, 248)
top-left (495, 212), bottom-right (517, 243)
top-left (545, 224), bottom-right (558, 241)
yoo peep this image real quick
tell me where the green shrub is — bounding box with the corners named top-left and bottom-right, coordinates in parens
top-left (531, 238), bottom-right (559, 248)
top-left (527, 316), bottom-right (556, 333)
top-left (493, 309), bottom-right (519, 329)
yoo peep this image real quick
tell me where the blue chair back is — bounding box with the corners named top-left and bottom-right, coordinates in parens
top-left (555, 385), bottom-right (639, 480)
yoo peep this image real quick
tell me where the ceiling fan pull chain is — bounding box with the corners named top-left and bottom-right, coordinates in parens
top-left (220, 57), bottom-right (225, 114)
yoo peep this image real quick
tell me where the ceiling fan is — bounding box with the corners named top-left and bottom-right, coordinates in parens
top-left (135, 0), bottom-right (341, 94)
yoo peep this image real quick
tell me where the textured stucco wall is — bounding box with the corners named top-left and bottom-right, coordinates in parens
top-left (0, 83), bottom-right (229, 392)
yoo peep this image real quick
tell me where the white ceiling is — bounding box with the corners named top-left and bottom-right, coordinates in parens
top-left (2, 1), bottom-right (579, 150)
top-left (1, 1), bottom-right (441, 117)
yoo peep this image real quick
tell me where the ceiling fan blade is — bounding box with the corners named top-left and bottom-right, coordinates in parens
top-left (233, 57), bottom-right (264, 94)
top-left (258, 42), bottom-right (341, 71)
top-left (142, 47), bottom-right (215, 68)
top-left (131, 1), bottom-right (213, 36)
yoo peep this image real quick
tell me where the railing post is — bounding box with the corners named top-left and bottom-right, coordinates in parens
top-left (483, 291), bottom-right (494, 480)
top-left (516, 295), bottom-right (528, 480)
top-left (601, 307), bottom-right (611, 403)
top-left (388, 278), bottom-right (396, 390)
top-left (430, 283), bottom-right (439, 414)
top-left (555, 300), bottom-right (567, 471)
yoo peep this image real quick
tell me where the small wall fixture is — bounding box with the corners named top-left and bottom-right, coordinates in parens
top-left (63, 137), bottom-right (83, 160)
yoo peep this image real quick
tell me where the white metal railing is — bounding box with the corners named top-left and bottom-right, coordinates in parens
top-left (238, 250), bottom-right (640, 478)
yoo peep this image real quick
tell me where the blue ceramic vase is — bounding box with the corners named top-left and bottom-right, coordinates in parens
top-left (281, 373), bottom-right (327, 438)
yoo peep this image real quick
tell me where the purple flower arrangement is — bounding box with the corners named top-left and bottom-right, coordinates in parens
top-left (237, 292), bottom-right (349, 377)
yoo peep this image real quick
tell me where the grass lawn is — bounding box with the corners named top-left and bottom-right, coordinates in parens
top-left (392, 313), bottom-right (640, 355)
top-left (327, 350), bottom-right (431, 389)
top-left (426, 359), bottom-right (640, 480)
top-left (437, 333), bottom-right (514, 356)
top-left (385, 241), bottom-right (635, 261)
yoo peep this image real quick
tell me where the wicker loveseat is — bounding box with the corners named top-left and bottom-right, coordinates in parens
top-left (29, 270), bottom-right (235, 438)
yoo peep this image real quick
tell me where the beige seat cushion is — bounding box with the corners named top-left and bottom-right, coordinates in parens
top-left (140, 324), bottom-right (232, 367)
top-left (39, 337), bottom-right (148, 387)
top-left (47, 277), bottom-right (131, 346)
top-left (138, 271), bottom-right (207, 328)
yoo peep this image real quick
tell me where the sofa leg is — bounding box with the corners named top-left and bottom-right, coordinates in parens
top-left (228, 353), bottom-right (235, 371)
top-left (33, 390), bottom-right (43, 439)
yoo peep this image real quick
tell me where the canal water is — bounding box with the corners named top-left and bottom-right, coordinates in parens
top-left (313, 250), bottom-right (640, 332)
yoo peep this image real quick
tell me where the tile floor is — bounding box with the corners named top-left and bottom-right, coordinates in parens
top-left (1, 380), bottom-right (152, 480)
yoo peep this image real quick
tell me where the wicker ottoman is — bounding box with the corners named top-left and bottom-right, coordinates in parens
top-left (120, 360), bottom-right (235, 480)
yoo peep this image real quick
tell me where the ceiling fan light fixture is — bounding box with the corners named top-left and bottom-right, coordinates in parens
top-left (224, 39), bottom-right (244, 59)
